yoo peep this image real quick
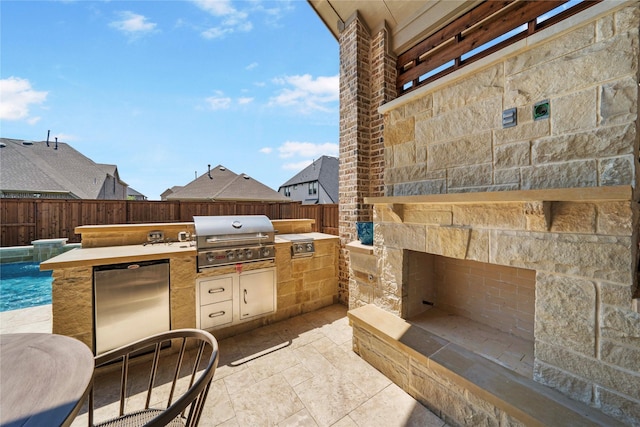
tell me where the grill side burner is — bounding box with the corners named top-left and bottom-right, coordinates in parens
top-left (194, 215), bottom-right (275, 271)
top-left (278, 234), bottom-right (315, 258)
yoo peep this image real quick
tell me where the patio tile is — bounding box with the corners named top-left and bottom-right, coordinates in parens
top-left (293, 365), bottom-right (368, 427)
top-left (229, 373), bottom-right (305, 426)
top-left (223, 367), bottom-right (257, 396)
top-left (233, 326), bottom-right (288, 357)
top-left (281, 363), bottom-right (314, 387)
top-left (216, 417), bottom-right (240, 427)
top-left (278, 409), bottom-right (319, 427)
top-left (347, 383), bottom-right (447, 427)
top-left (293, 343), bottom-right (336, 375)
top-left (320, 344), bottom-right (391, 398)
top-left (201, 378), bottom-right (236, 426)
top-left (4, 303), bottom-right (443, 427)
top-left (0, 305), bottom-right (51, 334)
top-left (331, 416), bottom-right (359, 427)
top-left (247, 345), bottom-right (301, 382)
top-left (319, 318), bottom-right (353, 346)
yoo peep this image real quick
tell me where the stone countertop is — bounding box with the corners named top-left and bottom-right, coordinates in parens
top-left (40, 232), bottom-right (338, 271)
top-left (346, 240), bottom-right (374, 254)
top-left (274, 232), bottom-right (339, 244)
top-left (40, 242), bottom-right (197, 270)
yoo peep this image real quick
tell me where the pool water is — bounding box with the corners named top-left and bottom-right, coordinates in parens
top-left (0, 262), bottom-right (52, 312)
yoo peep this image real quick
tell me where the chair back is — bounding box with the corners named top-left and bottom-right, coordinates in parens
top-left (88, 329), bottom-right (219, 427)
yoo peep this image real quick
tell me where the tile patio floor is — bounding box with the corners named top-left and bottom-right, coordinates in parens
top-left (1, 304), bottom-right (447, 427)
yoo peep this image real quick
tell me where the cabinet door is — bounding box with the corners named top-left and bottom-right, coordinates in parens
top-left (239, 268), bottom-right (276, 320)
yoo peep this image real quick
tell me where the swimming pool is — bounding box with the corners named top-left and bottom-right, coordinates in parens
top-left (0, 262), bottom-right (52, 312)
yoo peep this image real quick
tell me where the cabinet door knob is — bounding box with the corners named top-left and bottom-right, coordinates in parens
top-left (243, 289), bottom-right (248, 304)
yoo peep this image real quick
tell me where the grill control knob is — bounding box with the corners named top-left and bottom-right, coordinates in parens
top-left (226, 251), bottom-right (235, 261)
top-left (295, 244), bottom-right (303, 253)
top-left (237, 250), bottom-right (245, 260)
top-left (306, 243), bottom-right (314, 252)
top-left (207, 252), bottom-right (215, 262)
top-left (245, 249), bottom-right (254, 259)
top-left (262, 247), bottom-right (271, 257)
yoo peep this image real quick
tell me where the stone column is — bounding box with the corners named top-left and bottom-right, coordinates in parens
top-left (338, 13), bottom-right (396, 306)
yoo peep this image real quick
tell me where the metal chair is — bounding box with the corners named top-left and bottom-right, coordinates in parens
top-left (88, 329), bottom-right (219, 427)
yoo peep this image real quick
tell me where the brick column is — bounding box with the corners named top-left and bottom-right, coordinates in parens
top-left (370, 23), bottom-right (397, 197)
top-left (338, 14), bottom-right (396, 306)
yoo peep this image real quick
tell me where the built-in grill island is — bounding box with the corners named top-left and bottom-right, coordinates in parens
top-left (41, 217), bottom-right (339, 353)
top-left (193, 215), bottom-right (278, 330)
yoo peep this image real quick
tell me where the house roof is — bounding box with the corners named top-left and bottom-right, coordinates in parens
top-left (0, 138), bottom-right (124, 199)
top-left (126, 187), bottom-right (146, 198)
top-left (280, 156), bottom-right (339, 203)
top-left (166, 165), bottom-right (290, 202)
top-left (307, 0), bottom-right (480, 55)
top-left (160, 186), bottom-right (183, 199)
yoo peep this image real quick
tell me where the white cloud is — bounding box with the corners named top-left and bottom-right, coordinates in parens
top-left (201, 26), bottom-right (232, 39)
top-left (259, 147), bottom-right (273, 154)
top-left (0, 77), bottom-right (48, 122)
top-left (278, 141), bottom-right (338, 159)
top-left (270, 74), bottom-right (338, 113)
top-left (204, 91), bottom-right (253, 110)
top-left (110, 11), bottom-right (157, 35)
top-left (245, 62), bottom-right (258, 70)
top-left (192, 0), bottom-right (252, 39)
top-left (283, 160), bottom-right (313, 171)
top-left (191, 0), bottom-right (236, 16)
top-left (205, 91), bottom-right (232, 110)
top-left (246, 0), bottom-right (293, 27)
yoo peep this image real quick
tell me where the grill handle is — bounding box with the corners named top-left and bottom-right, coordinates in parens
top-left (205, 234), bottom-right (270, 244)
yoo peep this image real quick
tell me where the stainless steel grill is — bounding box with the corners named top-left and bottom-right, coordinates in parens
top-left (193, 215), bottom-right (275, 271)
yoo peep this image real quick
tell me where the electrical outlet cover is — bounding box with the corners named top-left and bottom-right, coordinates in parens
top-left (534, 100), bottom-right (550, 120)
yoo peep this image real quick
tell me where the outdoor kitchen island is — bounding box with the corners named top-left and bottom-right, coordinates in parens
top-left (40, 219), bottom-right (339, 353)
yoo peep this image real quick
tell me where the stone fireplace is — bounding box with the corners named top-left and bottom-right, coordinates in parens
top-left (339, 2), bottom-right (639, 425)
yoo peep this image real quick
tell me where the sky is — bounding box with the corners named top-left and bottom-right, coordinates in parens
top-left (1, 0), bottom-right (339, 200)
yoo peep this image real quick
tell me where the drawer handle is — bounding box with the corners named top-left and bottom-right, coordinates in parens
top-left (208, 287), bottom-right (225, 294)
top-left (209, 311), bottom-right (226, 318)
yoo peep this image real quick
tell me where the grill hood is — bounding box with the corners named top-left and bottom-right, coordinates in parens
top-left (193, 215), bottom-right (274, 249)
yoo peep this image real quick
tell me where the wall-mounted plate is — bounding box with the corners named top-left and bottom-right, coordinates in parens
top-left (534, 100), bottom-right (550, 120)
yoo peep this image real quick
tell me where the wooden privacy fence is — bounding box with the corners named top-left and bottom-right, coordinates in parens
top-left (1, 199), bottom-right (339, 247)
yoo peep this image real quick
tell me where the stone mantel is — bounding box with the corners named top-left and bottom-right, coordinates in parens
top-left (365, 186), bottom-right (633, 231)
top-left (364, 185), bottom-right (632, 205)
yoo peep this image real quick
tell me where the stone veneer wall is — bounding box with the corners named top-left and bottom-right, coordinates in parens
top-left (383, 4), bottom-right (639, 196)
top-left (347, 3), bottom-right (640, 425)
